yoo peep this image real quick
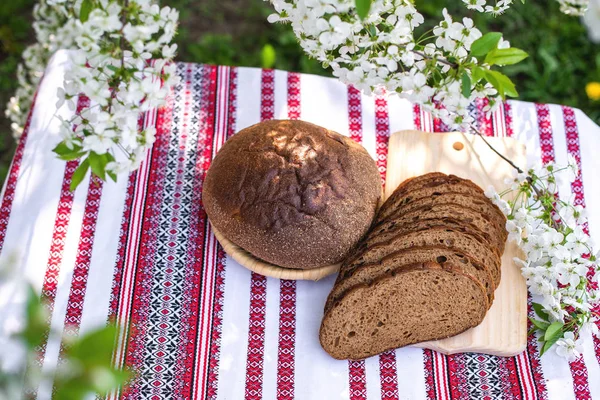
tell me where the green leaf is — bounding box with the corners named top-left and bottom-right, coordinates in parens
top-left (55, 323), bottom-right (130, 399)
top-left (53, 146), bottom-right (86, 161)
top-left (260, 44), bottom-right (276, 69)
top-left (470, 32), bottom-right (502, 57)
top-left (499, 76), bottom-right (518, 97)
top-left (541, 330), bottom-right (563, 356)
top-left (485, 48), bottom-right (529, 66)
top-left (70, 158), bottom-right (90, 192)
top-left (21, 285), bottom-right (49, 349)
top-left (54, 142), bottom-right (86, 161)
top-left (88, 366), bottom-right (130, 394)
top-left (483, 70), bottom-right (502, 97)
top-left (529, 317), bottom-right (550, 332)
top-left (539, 321), bottom-right (564, 356)
top-left (59, 152), bottom-right (87, 161)
top-left (105, 153), bottom-right (117, 182)
top-left (471, 66), bottom-right (485, 84)
top-left (88, 152), bottom-right (108, 181)
top-left (53, 141), bottom-right (74, 156)
top-left (532, 303), bottom-right (550, 321)
top-left (107, 170), bottom-right (117, 183)
top-left (483, 70), bottom-right (519, 100)
top-left (355, 0), bottom-right (372, 20)
top-left (54, 366), bottom-right (130, 400)
top-left (544, 321), bottom-right (564, 342)
top-left (53, 378), bottom-right (91, 400)
top-left (67, 324), bottom-right (118, 366)
top-left (461, 72), bottom-right (471, 98)
top-left (80, 0), bottom-right (93, 22)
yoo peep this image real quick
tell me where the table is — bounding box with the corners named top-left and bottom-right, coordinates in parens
top-left (2, 49), bottom-right (600, 400)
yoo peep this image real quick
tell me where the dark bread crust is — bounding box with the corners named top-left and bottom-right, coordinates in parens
top-left (377, 174), bottom-right (485, 223)
top-left (319, 261), bottom-right (488, 360)
top-left (376, 172), bottom-right (446, 217)
top-left (203, 119), bottom-right (381, 269)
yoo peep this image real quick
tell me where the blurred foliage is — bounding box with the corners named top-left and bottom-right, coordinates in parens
top-left (0, 0), bottom-right (599, 183)
top-left (0, 0), bottom-right (36, 184)
top-left (0, 284), bottom-right (128, 399)
top-left (163, 0), bottom-right (327, 74)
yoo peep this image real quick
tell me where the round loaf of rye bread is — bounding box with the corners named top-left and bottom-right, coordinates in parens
top-left (203, 119), bottom-right (382, 270)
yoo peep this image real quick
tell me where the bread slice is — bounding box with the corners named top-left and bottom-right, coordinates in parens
top-left (377, 175), bottom-right (485, 223)
top-left (376, 173), bottom-right (447, 217)
top-left (350, 217), bottom-right (497, 268)
top-left (380, 190), bottom-right (506, 230)
top-left (346, 227), bottom-right (501, 287)
top-left (325, 246), bottom-right (495, 313)
top-left (370, 204), bottom-right (506, 253)
top-left (319, 262), bottom-right (488, 360)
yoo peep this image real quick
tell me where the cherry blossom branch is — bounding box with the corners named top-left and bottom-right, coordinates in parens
top-left (470, 125), bottom-right (561, 230)
top-left (486, 155), bottom-right (599, 360)
top-left (51, 0), bottom-right (180, 189)
top-left (412, 50), bottom-right (457, 68)
top-left (469, 126), bottom-right (523, 173)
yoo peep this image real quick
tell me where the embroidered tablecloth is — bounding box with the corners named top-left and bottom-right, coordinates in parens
top-left (2, 50), bottom-right (600, 400)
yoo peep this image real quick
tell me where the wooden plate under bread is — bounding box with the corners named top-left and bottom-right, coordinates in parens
top-left (211, 223), bottom-right (340, 281)
top-left (210, 188), bottom-right (384, 281)
top-left (386, 130), bottom-right (528, 357)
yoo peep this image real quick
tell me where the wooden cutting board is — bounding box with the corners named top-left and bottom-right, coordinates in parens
top-left (385, 130), bottom-right (528, 356)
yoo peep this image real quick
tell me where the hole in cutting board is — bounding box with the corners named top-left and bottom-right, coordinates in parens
top-left (453, 141), bottom-right (464, 151)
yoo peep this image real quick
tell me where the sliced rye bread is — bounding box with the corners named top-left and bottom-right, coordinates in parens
top-left (319, 261), bottom-right (488, 360)
top-left (350, 217), bottom-right (498, 267)
top-left (346, 227), bottom-right (501, 287)
top-left (376, 172), bottom-right (448, 217)
top-left (369, 204), bottom-right (506, 253)
top-left (377, 175), bottom-right (485, 223)
top-left (324, 246), bottom-right (494, 313)
top-left (378, 189), bottom-right (507, 230)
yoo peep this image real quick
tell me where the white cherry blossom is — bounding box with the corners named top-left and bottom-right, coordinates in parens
top-left (565, 226), bottom-right (589, 255)
top-left (487, 161), bottom-right (598, 359)
top-left (45, 0), bottom-right (180, 177)
top-left (82, 132), bottom-right (115, 155)
top-left (557, 0), bottom-right (590, 15)
top-left (463, 0), bottom-right (486, 12)
top-left (506, 220), bottom-right (523, 245)
top-left (567, 153), bottom-right (580, 182)
top-left (530, 275), bottom-right (557, 296)
top-left (556, 262), bottom-right (587, 287)
top-left (523, 235), bottom-right (548, 262)
top-left (555, 332), bottom-right (584, 362)
top-left (268, 1), bottom-right (511, 129)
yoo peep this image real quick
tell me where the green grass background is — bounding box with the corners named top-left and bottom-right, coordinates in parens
top-left (1, 0), bottom-right (598, 182)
